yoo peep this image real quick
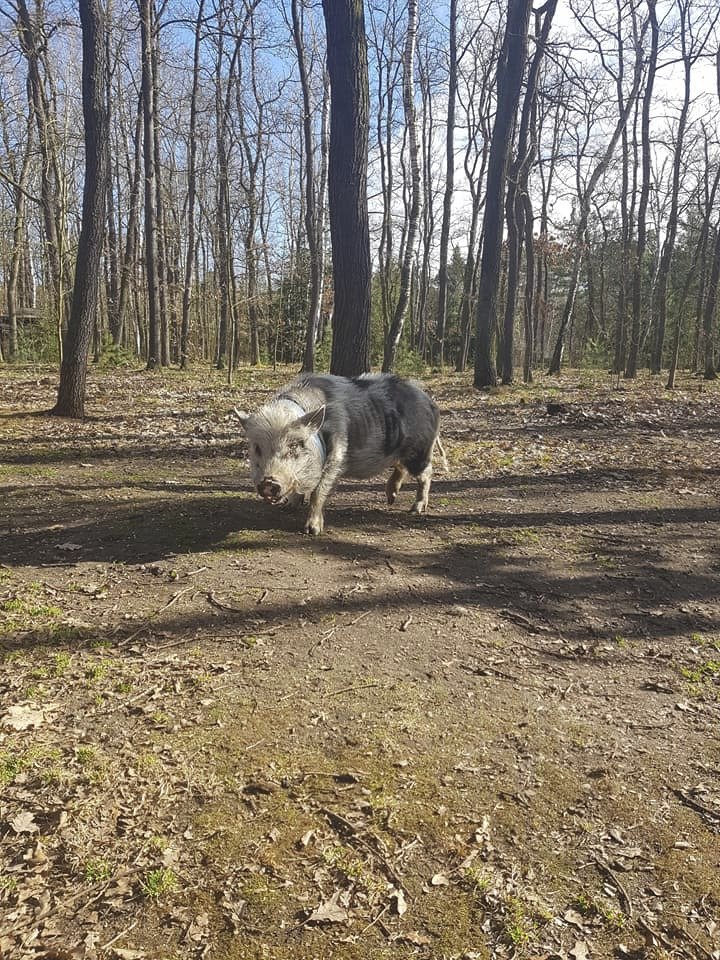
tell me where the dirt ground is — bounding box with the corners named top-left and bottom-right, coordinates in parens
top-left (1, 363), bottom-right (719, 960)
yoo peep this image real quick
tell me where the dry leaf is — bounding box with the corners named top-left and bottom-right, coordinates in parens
top-left (307, 891), bottom-right (349, 924)
top-left (10, 810), bottom-right (39, 834)
top-left (392, 887), bottom-right (408, 916)
top-left (430, 873), bottom-right (450, 886)
top-left (55, 541), bottom-right (83, 551)
top-left (563, 908), bottom-right (587, 929)
top-left (569, 941), bottom-right (590, 960)
top-left (3, 704), bottom-right (47, 730)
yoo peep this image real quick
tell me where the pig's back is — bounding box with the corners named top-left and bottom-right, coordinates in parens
top-left (290, 374), bottom-right (439, 481)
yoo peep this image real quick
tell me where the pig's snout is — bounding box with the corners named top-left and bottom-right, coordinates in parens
top-left (258, 478), bottom-right (282, 502)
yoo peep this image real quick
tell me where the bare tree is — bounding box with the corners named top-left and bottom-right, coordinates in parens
top-left (500, 0), bottom-right (556, 384)
top-left (15, 0), bottom-right (71, 358)
top-left (383, 0), bottom-right (420, 372)
top-left (548, 2), bottom-right (648, 375)
top-left (5, 109), bottom-right (33, 359)
top-left (625, 0), bottom-right (658, 378)
top-left (138, 0), bottom-right (161, 368)
top-left (473, 0), bottom-right (533, 389)
top-left (179, 0), bottom-right (205, 369)
top-left (291, 0), bottom-right (325, 372)
top-left (322, 0), bottom-right (371, 376)
top-left (433, 0), bottom-right (457, 367)
top-left (650, 0), bottom-right (718, 373)
top-left (53, 0), bottom-right (109, 417)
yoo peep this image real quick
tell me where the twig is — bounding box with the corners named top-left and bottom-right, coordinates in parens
top-left (636, 916), bottom-right (679, 954)
top-left (346, 610), bottom-right (371, 626)
top-left (318, 804), bottom-right (403, 887)
top-left (325, 680), bottom-right (380, 698)
top-left (118, 586), bottom-right (196, 645)
top-left (360, 902), bottom-right (391, 935)
top-left (101, 919), bottom-right (139, 950)
top-left (673, 788), bottom-right (720, 823)
top-left (15, 867), bottom-right (142, 943)
top-left (672, 923), bottom-right (716, 960)
top-left (159, 585), bottom-right (196, 611)
top-left (594, 858), bottom-right (633, 918)
top-left (207, 590), bottom-right (245, 613)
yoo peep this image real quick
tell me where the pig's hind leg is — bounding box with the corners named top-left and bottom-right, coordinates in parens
top-left (386, 464), bottom-right (408, 505)
top-left (410, 463), bottom-right (432, 514)
top-left (403, 448), bottom-right (433, 515)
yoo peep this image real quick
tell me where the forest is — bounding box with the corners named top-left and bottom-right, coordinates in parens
top-left (1, 0), bottom-right (719, 396)
top-left (2, 2), bottom-right (720, 958)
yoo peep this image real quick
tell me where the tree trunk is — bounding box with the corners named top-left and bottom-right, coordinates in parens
top-left (16, 0), bottom-right (69, 353)
top-left (7, 113), bottom-right (34, 360)
top-left (500, 0), bottom-right (556, 385)
top-left (292, 0), bottom-right (322, 373)
top-left (53, 0), bottom-right (109, 417)
top-left (179, 1), bottom-right (204, 367)
top-left (434, 0), bottom-right (457, 367)
top-left (383, 0), bottom-right (421, 373)
top-left (473, 0), bottom-right (533, 389)
top-left (322, 0), bottom-right (371, 377)
top-left (548, 21), bottom-right (646, 374)
top-left (650, 1), bottom-right (693, 374)
top-left (702, 224), bottom-right (720, 380)
top-left (139, 0), bottom-right (161, 368)
top-left (625, 0), bottom-right (658, 377)
top-left (115, 93), bottom-right (142, 348)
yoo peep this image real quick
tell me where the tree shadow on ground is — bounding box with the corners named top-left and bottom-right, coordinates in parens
top-left (3, 470), bottom-right (719, 654)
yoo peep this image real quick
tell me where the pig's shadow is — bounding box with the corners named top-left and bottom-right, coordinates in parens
top-left (1, 482), bottom-right (426, 568)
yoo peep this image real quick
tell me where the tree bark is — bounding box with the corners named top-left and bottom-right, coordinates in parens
top-left (383, 0), bottom-right (421, 373)
top-left (473, 0), bottom-right (533, 389)
top-left (625, 0), bottom-right (658, 377)
top-left (180, 0), bottom-right (205, 368)
top-left (501, 0), bottom-right (556, 384)
top-left (115, 93), bottom-right (142, 348)
top-left (434, 0), bottom-right (457, 367)
top-left (291, 0), bottom-right (323, 373)
top-left (322, 0), bottom-right (371, 377)
top-left (6, 112), bottom-right (34, 360)
top-left (650, 0), bottom-right (693, 374)
top-left (702, 224), bottom-right (720, 380)
top-left (53, 0), bottom-right (109, 417)
top-left (139, 0), bottom-right (161, 368)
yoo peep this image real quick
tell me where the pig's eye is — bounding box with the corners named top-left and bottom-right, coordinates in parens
top-left (289, 440), bottom-right (303, 456)
top-left (253, 443), bottom-right (262, 457)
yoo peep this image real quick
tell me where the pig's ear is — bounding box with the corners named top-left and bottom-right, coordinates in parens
top-left (232, 408), bottom-right (250, 431)
top-left (298, 405), bottom-right (326, 432)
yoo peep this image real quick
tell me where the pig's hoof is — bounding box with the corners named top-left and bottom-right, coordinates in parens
top-left (305, 515), bottom-right (324, 536)
top-left (410, 501), bottom-right (427, 515)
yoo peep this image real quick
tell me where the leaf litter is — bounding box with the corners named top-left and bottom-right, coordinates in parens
top-left (0, 366), bottom-right (719, 958)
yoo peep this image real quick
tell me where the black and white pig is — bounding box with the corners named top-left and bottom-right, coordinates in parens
top-left (234, 373), bottom-right (445, 535)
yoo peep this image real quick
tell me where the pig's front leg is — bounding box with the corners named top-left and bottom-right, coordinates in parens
top-left (305, 447), bottom-right (345, 535)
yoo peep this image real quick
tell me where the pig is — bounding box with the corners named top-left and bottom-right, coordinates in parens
top-left (233, 373), bottom-right (446, 535)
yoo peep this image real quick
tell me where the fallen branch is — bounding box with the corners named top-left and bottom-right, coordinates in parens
top-left (673, 788), bottom-right (720, 824)
top-left (594, 858), bottom-right (633, 918)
